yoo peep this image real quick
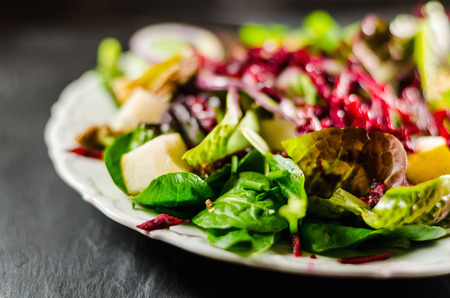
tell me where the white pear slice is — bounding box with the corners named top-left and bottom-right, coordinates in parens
top-left (413, 136), bottom-right (447, 152)
top-left (112, 87), bottom-right (170, 133)
top-left (121, 133), bottom-right (192, 195)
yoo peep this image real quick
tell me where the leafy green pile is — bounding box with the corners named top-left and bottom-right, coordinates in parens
top-left (104, 109), bottom-right (450, 256)
top-left (87, 2), bottom-right (450, 260)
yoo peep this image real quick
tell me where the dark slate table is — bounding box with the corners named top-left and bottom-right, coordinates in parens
top-left (2, 1), bottom-right (450, 297)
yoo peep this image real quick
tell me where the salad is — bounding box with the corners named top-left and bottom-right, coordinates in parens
top-left (73, 1), bottom-right (450, 263)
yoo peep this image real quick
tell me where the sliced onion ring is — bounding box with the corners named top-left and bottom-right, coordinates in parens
top-left (129, 22), bottom-right (225, 64)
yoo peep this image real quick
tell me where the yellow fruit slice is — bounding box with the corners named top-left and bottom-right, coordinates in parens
top-left (407, 143), bottom-right (450, 184)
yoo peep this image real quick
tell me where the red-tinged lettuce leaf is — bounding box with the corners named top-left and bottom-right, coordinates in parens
top-left (282, 127), bottom-right (407, 199)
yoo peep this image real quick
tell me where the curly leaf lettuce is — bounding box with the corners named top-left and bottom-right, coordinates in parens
top-left (363, 175), bottom-right (450, 229)
top-left (327, 175), bottom-right (450, 229)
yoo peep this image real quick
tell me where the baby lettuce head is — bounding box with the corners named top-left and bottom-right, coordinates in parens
top-left (282, 126), bottom-right (407, 199)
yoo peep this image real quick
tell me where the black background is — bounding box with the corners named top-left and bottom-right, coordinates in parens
top-left (2, 0), bottom-right (450, 297)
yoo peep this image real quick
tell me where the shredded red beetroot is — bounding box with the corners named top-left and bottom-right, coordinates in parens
top-left (338, 252), bottom-right (395, 264)
top-left (292, 233), bottom-right (301, 257)
top-left (361, 180), bottom-right (385, 208)
top-left (434, 110), bottom-right (450, 146)
top-left (69, 147), bottom-right (103, 160)
top-left (136, 214), bottom-right (189, 232)
top-left (290, 49), bottom-right (332, 99)
top-left (203, 44), bottom-right (449, 152)
top-left (185, 94), bottom-right (218, 133)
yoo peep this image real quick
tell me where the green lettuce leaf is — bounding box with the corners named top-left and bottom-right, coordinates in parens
top-left (414, 1), bottom-right (450, 108)
top-left (97, 37), bottom-right (123, 90)
top-left (328, 188), bottom-right (370, 216)
top-left (282, 126), bottom-right (407, 199)
top-left (327, 176), bottom-right (450, 229)
top-left (226, 109), bottom-right (260, 155)
top-left (239, 23), bottom-right (288, 48)
top-left (363, 175), bottom-right (450, 229)
top-left (299, 10), bottom-right (342, 53)
top-left (182, 87), bottom-right (243, 165)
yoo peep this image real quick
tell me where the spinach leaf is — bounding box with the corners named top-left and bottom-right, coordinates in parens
top-left (204, 164), bottom-right (232, 196)
top-left (132, 203), bottom-right (200, 221)
top-left (104, 132), bottom-right (133, 195)
top-left (384, 224), bottom-right (448, 242)
top-left (133, 172), bottom-right (214, 208)
top-left (237, 149), bottom-right (266, 174)
top-left (266, 154), bottom-right (308, 234)
top-left (307, 195), bottom-right (360, 220)
top-left (192, 172), bottom-right (288, 233)
top-left (300, 219), bottom-right (447, 253)
top-left (239, 126), bottom-right (308, 234)
top-left (204, 149), bottom-right (266, 197)
top-left (128, 124), bottom-right (161, 151)
top-left (282, 126), bottom-right (407, 199)
top-left (300, 220), bottom-right (379, 253)
top-left (104, 125), bottom-right (161, 195)
top-left (206, 228), bottom-right (279, 253)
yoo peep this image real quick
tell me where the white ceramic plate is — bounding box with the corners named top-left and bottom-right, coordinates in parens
top-left (45, 70), bottom-right (450, 278)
